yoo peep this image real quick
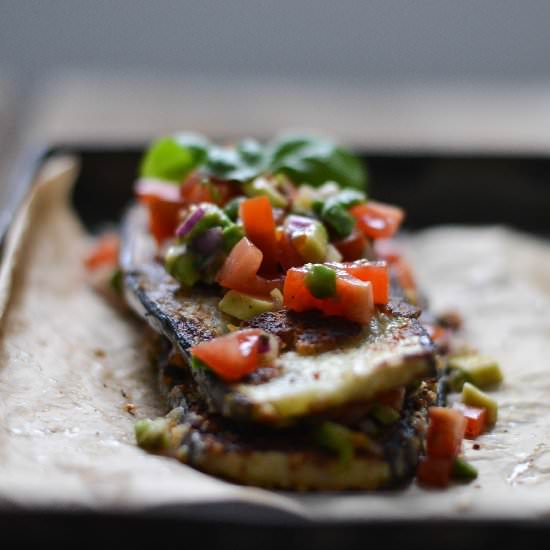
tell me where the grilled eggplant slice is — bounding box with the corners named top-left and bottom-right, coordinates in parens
top-left (138, 351), bottom-right (437, 491)
top-left (121, 205), bottom-right (435, 425)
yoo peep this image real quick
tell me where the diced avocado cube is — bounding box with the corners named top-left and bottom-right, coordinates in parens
top-left (321, 203), bottom-right (355, 238)
top-left (223, 197), bottom-right (245, 221)
top-left (165, 245), bottom-right (200, 287)
top-left (314, 189), bottom-right (366, 238)
top-left (290, 220), bottom-right (328, 263)
top-left (186, 203), bottom-right (232, 241)
top-left (462, 382), bottom-right (498, 425)
top-left (222, 224), bottom-right (245, 252)
top-left (449, 354), bottom-right (503, 389)
top-left (447, 368), bottom-right (473, 393)
top-left (452, 457), bottom-right (478, 481)
top-left (218, 290), bottom-right (275, 321)
top-left (135, 418), bottom-right (171, 451)
top-left (305, 264), bottom-right (337, 299)
top-left (292, 184), bottom-right (319, 213)
top-left (243, 177), bottom-right (289, 208)
top-left (370, 403), bottom-right (400, 425)
top-left (313, 421), bottom-right (354, 465)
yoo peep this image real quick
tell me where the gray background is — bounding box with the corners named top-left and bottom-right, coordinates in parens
top-left (1, 0), bottom-right (550, 90)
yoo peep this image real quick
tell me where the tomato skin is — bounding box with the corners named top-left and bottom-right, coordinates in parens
top-left (216, 237), bottom-right (282, 297)
top-left (180, 172), bottom-right (211, 203)
top-left (84, 234), bottom-right (119, 270)
top-left (426, 406), bottom-right (466, 459)
top-left (283, 268), bottom-right (374, 324)
top-left (180, 172), bottom-right (237, 206)
top-left (240, 196), bottom-right (279, 275)
top-left (453, 403), bottom-right (488, 439)
top-left (333, 230), bottom-right (367, 261)
top-left (277, 229), bottom-right (304, 270)
top-left (135, 179), bottom-right (184, 244)
top-left (338, 260), bottom-right (389, 305)
top-left (350, 201), bottom-right (404, 240)
top-left (417, 457), bottom-right (453, 488)
top-left (191, 328), bottom-right (264, 381)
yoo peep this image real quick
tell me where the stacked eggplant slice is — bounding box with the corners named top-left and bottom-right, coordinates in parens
top-left (121, 206), bottom-right (439, 490)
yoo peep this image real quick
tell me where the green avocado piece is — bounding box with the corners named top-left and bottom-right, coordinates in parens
top-left (135, 418), bottom-right (171, 451)
top-left (305, 264), bottom-right (337, 299)
top-left (287, 218), bottom-right (328, 263)
top-left (218, 290), bottom-right (276, 321)
top-left (185, 203), bottom-right (232, 242)
top-left (165, 245), bottom-right (200, 287)
top-left (222, 224), bottom-right (245, 252)
top-left (449, 354), bottom-right (503, 389)
top-left (313, 421), bottom-right (355, 465)
top-left (243, 177), bottom-right (289, 208)
top-left (452, 457), bottom-right (478, 481)
top-left (223, 197), bottom-right (245, 222)
top-left (370, 403), bottom-right (400, 425)
top-left (462, 382), bottom-right (498, 425)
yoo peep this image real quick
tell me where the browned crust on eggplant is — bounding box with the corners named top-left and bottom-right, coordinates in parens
top-left (246, 309), bottom-right (363, 355)
top-left (151, 350), bottom-right (437, 490)
top-left (122, 204), bottom-right (435, 425)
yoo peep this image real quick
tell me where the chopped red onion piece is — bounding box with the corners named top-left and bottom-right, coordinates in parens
top-left (176, 207), bottom-right (205, 237)
top-left (286, 215), bottom-right (315, 231)
top-left (192, 227), bottom-right (223, 255)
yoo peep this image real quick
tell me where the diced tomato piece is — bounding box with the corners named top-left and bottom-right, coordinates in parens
top-left (426, 406), bottom-right (466, 459)
top-left (240, 196), bottom-right (279, 275)
top-left (416, 456), bottom-right (454, 488)
top-left (216, 237), bottom-right (282, 297)
top-left (180, 173), bottom-right (237, 206)
top-left (283, 268), bottom-right (374, 324)
top-left (146, 201), bottom-right (183, 244)
top-left (180, 172), bottom-right (212, 203)
top-left (453, 403), bottom-right (488, 439)
top-left (84, 234), bottom-right (120, 271)
top-left (135, 179), bottom-right (184, 244)
top-left (191, 328), bottom-right (264, 381)
top-left (337, 260), bottom-right (389, 305)
top-left (277, 228), bottom-right (304, 270)
top-left (350, 201), bottom-right (404, 240)
top-left (333, 230), bottom-right (367, 261)
top-left (333, 275), bottom-right (374, 324)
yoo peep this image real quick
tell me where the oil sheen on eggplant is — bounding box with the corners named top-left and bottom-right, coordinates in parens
top-left (121, 204), bottom-right (436, 426)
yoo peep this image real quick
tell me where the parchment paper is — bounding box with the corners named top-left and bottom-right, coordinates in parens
top-left (1, 157), bottom-right (550, 522)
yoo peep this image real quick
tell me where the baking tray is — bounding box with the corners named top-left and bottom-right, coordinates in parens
top-left (2, 143), bottom-right (550, 547)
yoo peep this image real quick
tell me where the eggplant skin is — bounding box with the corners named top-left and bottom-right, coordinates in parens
top-left (121, 205), bottom-right (436, 426)
top-left (141, 355), bottom-right (437, 491)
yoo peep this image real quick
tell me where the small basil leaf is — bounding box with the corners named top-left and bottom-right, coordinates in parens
top-left (174, 133), bottom-right (210, 165)
top-left (237, 139), bottom-right (265, 165)
top-left (140, 134), bottom-right (209, 182)
top-left (205, 144), bottom-right (265, 182)
top-left (268, 135), bottom-right (367, 190)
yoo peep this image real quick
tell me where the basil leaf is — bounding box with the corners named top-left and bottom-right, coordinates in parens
top-left (140, 133), bottom-right (209, 182)
top-left (268, 135), bottom-right (367, 190)
top-left (205, 139), bottom-right (266, 182)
